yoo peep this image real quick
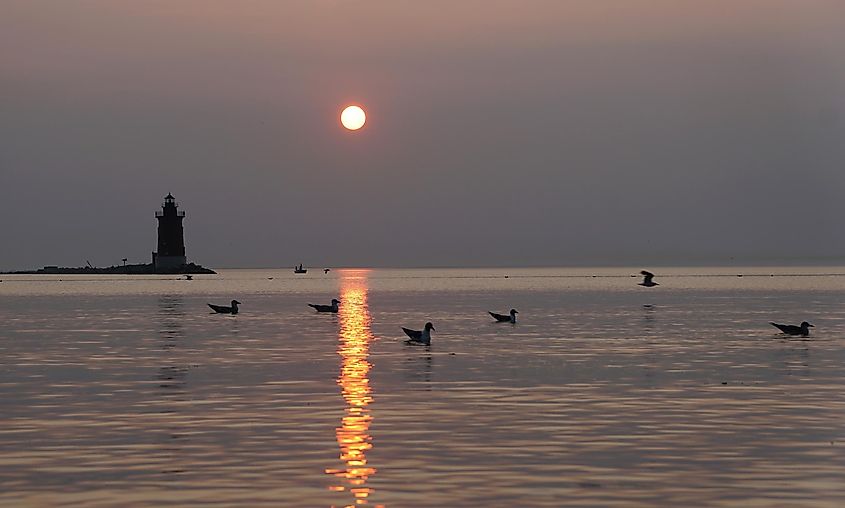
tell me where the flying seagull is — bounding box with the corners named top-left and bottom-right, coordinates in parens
top-left (402, 322), bottom-right (435, 345)
top-left (489, 309), bottom-right (518, 323)
top-left (308, 298), bottom-right (340, 313)
top-left (770, 321), bottom-right (814, 337)
top-left (208, 300), bottom-right (241, 314)
top-left (638, 270), bottom-right (658, 287)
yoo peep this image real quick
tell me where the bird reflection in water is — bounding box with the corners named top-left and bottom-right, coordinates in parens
top-left (157, 295), bottom-right (189, 393)
top-left (403, 354), bottom-right (433, 390)
top-left (326, 270), bottom-right (379, 507)
top-left (642, 304), bottom-right (656, 330)
top-left (157, 295), bottom-right (185, 351)
top-left (155, 295), bottom-right (189, 461)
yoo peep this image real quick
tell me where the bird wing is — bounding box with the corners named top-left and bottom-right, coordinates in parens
top-left (208, 303), bottom-right (227, 313)
top-left (770, 322), bottom-right (795, 334)
top-left (402, 327), bottom-right (422, 340)
top-left (640, 271), bottom-right (654, 284)
top-left (489, 311), bottom-right (508, 322)
top-left (309, 304), bottom-right (330, 312)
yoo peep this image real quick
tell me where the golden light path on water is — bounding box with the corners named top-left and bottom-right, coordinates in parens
top-left (326, 270), bottom-right (381, 507)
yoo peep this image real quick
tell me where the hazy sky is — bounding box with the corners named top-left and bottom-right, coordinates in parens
top-left (2, 1), bottom-right (844, 269)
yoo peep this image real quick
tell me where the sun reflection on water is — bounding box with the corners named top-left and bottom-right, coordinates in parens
top-left (326, 270), bottom-right (380, 507)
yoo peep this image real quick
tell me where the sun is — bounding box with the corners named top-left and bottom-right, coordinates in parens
top-left (340, 105), bottom-right (366, 130)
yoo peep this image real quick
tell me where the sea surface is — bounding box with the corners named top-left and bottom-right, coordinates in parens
top-left (1, 267), bottom-right (845, 507)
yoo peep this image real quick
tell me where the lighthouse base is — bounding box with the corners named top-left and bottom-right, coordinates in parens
top-left (153, 253), bottom-right (187, 270)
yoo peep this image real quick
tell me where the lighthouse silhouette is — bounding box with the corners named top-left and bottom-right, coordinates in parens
top-left (152, 193), bottom-right (187, 270)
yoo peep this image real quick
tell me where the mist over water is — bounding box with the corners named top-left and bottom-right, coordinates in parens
top-left (1, 267), bottom-right (845, 506)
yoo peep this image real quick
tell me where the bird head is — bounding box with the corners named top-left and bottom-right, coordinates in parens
top-left (332, 299), bottom-right (341, 304)
top-left (232, 300), bottom-right (241, 305)
top-left (424, 322), bottom-right (435, 331)
top-left (510, 309), bottom-right (518, 315)
top-left (801, 322), bottom-right (814, 328)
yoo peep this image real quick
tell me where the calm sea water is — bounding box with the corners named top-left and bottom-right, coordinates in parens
top-left (1, 267), bottom-right (845, 507)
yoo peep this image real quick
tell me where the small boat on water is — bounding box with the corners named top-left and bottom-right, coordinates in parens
top-left (294, 264), bottom-right (307, 274)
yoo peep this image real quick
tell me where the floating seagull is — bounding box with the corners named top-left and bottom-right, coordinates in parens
top-left (184, 274), bottom-right (193, 280)
top-left (208, 300), bottom-right (241, 314)
top-left (638, 270), bottom-right (659, 287)
top-left (489, 309), bottom-right (518, 323)
top-left (770, 321), bottom-right (814, 337)
top-left (308, 298), bottom-right (340, 313)
top-left (324, 268), bottom-right (330, 274)
top-left (402, 322), bottom-right (435, 345)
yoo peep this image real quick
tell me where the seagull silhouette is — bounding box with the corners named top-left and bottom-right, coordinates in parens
top-left (489, 309), bottom-right (518, 323)
top-left (770, 321), bottom-right (814, 337)
top-left (208, 300), bottom-right (241, 314)
top-left (638, 270), bottom-right (658, 287)
top-left (402, 322), bottom-right (435, 345)
top-left (308, 298), bottom-right (340, 313)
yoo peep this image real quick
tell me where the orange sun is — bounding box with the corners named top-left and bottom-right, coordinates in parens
top-left (340, 105), bottom-right (366, 130)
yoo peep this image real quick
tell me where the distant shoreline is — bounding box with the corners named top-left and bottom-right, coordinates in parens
top-left (1, 263), bottom-right (216, 275)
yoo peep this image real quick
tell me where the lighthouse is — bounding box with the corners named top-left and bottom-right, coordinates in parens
top-left (152, 193), bottom-right (187, 269)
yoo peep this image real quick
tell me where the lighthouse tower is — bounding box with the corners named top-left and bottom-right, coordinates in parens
top-left (152, 193), bottom-right (187, 269)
